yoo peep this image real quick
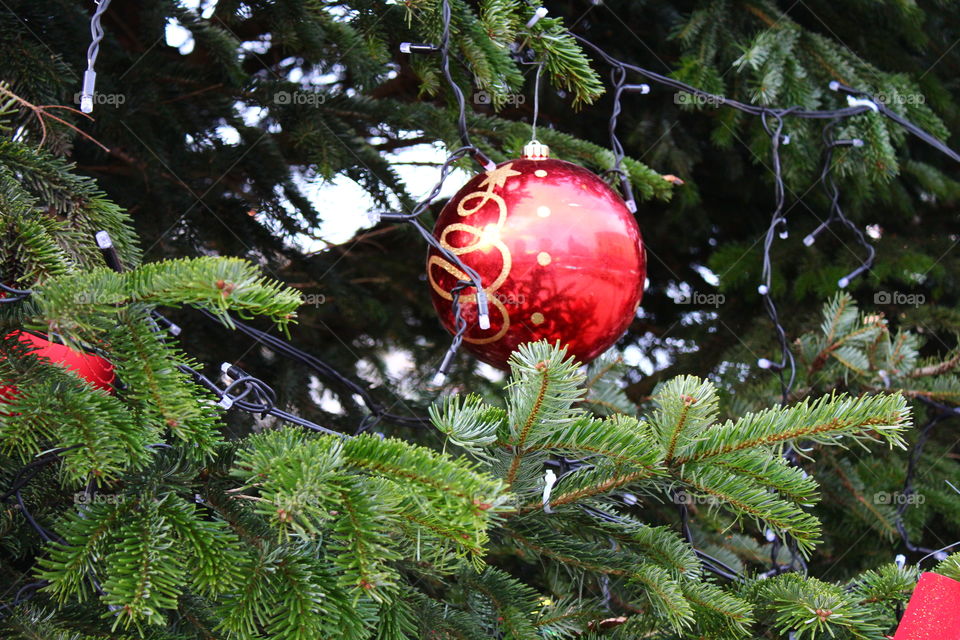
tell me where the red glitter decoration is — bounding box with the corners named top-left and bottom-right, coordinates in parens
top-left (893, 572), bottom-right (960, 639)
top-left (427, 145), bottom-right (646, 369)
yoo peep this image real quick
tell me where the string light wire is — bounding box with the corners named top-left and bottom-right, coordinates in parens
top-left (567, 14), bottom-right (960, 585)
top-left (605, 64), bottom-right (648, 213)
top-left (79, 0), bottom-right (113, 114)
top-left (810, 123), bottom-right (875, 289)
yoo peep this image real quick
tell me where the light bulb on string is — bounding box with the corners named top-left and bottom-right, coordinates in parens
top-left (399, 42), bottom-right (438, 54)
top-left (78, 0), bottom-right (113, 114)
top-left (525, 6), bottom-right (548, 28)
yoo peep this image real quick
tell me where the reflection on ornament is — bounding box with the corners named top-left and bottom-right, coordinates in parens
top-left (477, 224), bottom-right (502, 251)
top-left (427, 144), bottom-right (646, 369)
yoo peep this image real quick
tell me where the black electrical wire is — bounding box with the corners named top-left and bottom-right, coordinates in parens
top-left (0, 446), bottom-right (82, 503)
top-left (604, 64), bottom-right (641, 211)
top-left (382, 0), bottom-right (498, 368)
top-left (807, 121), bottom-right (875, 288)
top-left (895, 416), bottom-right (943, 556)
top-left (827, 81), bottom-right (960, 163)
top-left (756, 109), bottom-right (797, 406)
top-left (175, 358), bottom-right (346, 437)
top-left (0, 282), bottom-right (33, 303)
top-left (0, 443), bottom-right (111, 618)
top-left (439, 0), bottom-right (470, 149)
top-left (431, 280), bottom-right (472, 386)
top-left (694, 549), bottom-right (745, 583)
top-left (196, 308), bottom-right (430, 427)
top-left (0, 581), bottom-right (47, 617)
top-left (378, 145), bottom-right (475, 222)
top-left (581, 503), bottom-right (745, 582)
top-left (572, 31), bottom-right (960, 136)
top-left (894, 400), bottom-right (960, 559)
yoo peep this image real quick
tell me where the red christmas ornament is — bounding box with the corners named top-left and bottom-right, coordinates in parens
top-left (1, 331), bottom-right (115, 396)
top-left (893, 572), bottom-right (960, 639)
top-left (427, 142), bottom-right (646, 369)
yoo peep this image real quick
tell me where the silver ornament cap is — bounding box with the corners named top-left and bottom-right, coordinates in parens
top-left (522, 140), bottom-right (550, 160)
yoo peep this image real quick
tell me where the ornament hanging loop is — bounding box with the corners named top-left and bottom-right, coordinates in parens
top-left (528, 60), bottom-right (545, 144)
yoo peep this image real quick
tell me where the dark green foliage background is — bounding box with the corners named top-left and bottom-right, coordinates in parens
top-left (1, 0), bottom-right (959, 637)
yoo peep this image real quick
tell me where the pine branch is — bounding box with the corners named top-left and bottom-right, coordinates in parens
top-left (0, 335), bottom-right (148, 482)
top-left (581, 354), bottom-right (636, 417)
top-left (37, 500), bottom-right (133, 603)
top-left (674, 392), bottom-right (910, 464)
top-left (681, 581), bottom-right (754, 637)
top-left (429, 393), bottom-right (504, 459)
top-left (33, 257), bottom-right (301, 335)
top-left (504, 342), bottom-right (585, 486)
top-left (649, 375), bottom-right (719, 462)
top-left (934, 553), bottom-right (960, 583)
top-left (524, 414), bottom-right (662, 470)
top-left (679, 464), bottom-right (823, 555)
top-left (457, 567), bottom-right (540, 639)
top-left (528, 462), bottom-right (661, 513)
top-left (99, 497), bottom-right (185, 630)
top-left (749, 573), bottom-right (886, 639)
top-left (712, 452), bottom-right (819, 504)
top-left (156, 494), bottom-right (244, 597)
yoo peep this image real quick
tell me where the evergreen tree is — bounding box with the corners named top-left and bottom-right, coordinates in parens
top-left (1, 1), bottom-right (959, 638)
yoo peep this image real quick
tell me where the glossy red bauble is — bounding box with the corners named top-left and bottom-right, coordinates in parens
top-left (427, 146), bottom-right (645, 369)
top-left (1, 331), bottom-right (115, 396)
top-left (893, 572), bottom-right (960, 639)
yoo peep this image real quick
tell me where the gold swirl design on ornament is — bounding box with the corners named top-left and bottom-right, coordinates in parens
top-left (428, 163), bottom-right (520, 345)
